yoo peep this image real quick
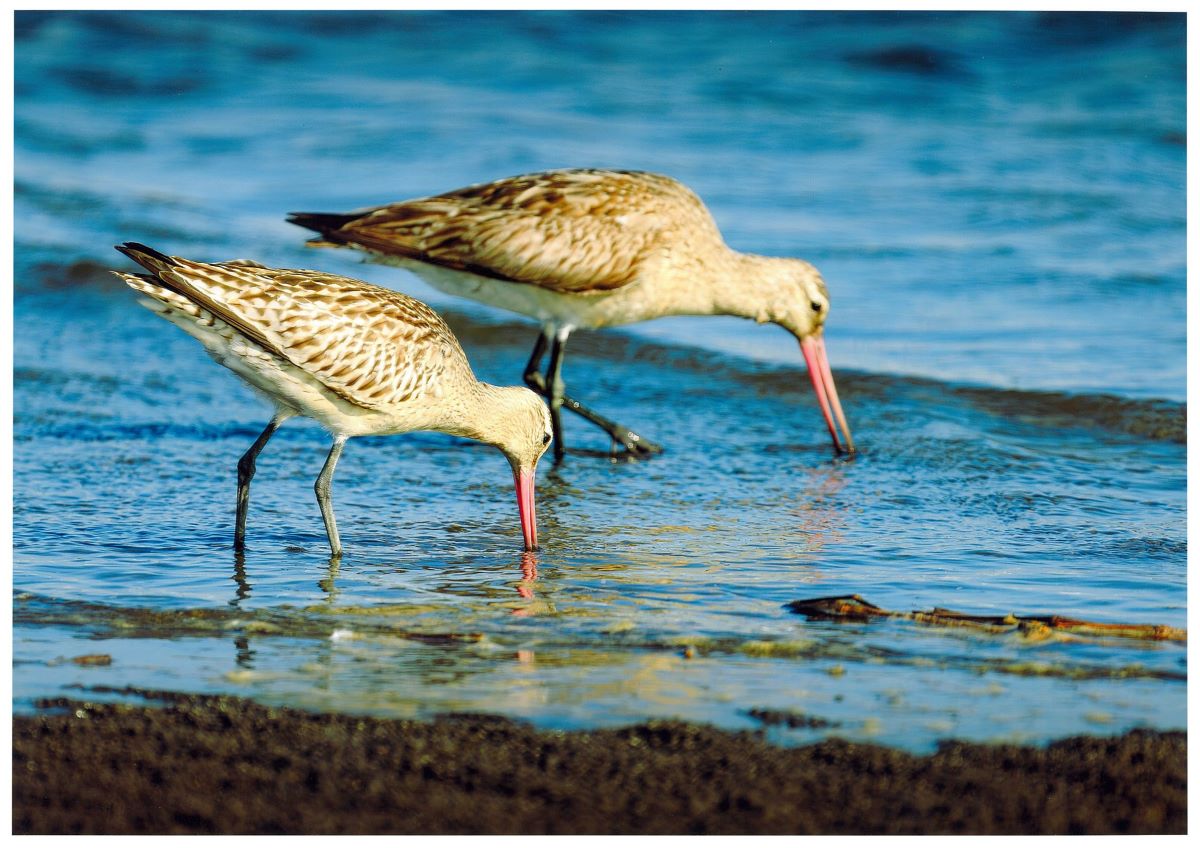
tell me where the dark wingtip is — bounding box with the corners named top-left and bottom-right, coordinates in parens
top-left (114, 242), bottom-right (176, 267)
top-left (286, 211), bottom-right (358, 236)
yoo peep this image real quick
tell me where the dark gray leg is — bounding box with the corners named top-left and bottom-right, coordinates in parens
top-left (522, 327), bottom-right (551, 388)
top-left (523, 327), bottom-right (663, 461)
top-left (559, 394), bottom-right (663, 459)
top-left (235, 414), bottom-right (289, 552)
top-left (315, 435), bottom-right (348, 558)
top-left (544, 327), bottom-right (570, 464)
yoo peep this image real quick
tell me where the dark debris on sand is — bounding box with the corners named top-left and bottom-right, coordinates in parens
top-left (12, 694), bottom-right (1186, 835)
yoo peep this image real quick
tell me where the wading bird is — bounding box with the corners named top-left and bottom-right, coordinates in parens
top-left (288, 169), bottom-right (854, 463)
top-left (115, 243), bottom-right (551, 557)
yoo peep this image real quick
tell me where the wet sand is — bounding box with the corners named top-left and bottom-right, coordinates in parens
top-left (13, 692), bottom-right (1185, 835)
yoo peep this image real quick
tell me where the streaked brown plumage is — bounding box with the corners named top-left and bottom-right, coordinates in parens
top-left (289, 168), bottom-right (854, 460)
top-left (301, 169), bottom-right (719, 295)
top-left (114, 242), bottom-right (551, 557)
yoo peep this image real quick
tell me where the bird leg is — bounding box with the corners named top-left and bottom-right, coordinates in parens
top-left (561, 395), bottom-right (663, 458)
top-left (235, 413), bottom-right (290, 552)
top-left (521, 327), bottom-right (551, 392)
top-left (522, 328), bottom-right (663, 461)
top-left (315, 435), bottom-right (348, 558)
top-left (544, 329), bottom-right (570, 463)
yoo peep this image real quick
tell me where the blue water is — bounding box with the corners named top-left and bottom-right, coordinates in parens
top-left (12, 11), bottom-right (1186, 752)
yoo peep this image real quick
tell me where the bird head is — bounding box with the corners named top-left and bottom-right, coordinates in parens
top-left (764, 258), bottom-right (832, 341)
top-left (747, 257), bottom-right (855, 454)
top-left (484, 386), bottom-right (553, 551)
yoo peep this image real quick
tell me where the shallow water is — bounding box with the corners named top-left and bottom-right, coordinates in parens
top-left (12, 11), bottom-right (1186, 752)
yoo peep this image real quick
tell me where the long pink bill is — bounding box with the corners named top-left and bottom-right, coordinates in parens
top-left (513, 468), bottom-right (539, 551)
top-left (800, 335), bottom-right (855, 454)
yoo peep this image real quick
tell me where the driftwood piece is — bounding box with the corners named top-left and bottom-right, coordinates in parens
top-left (787, 594), bottom-right (1186, 643)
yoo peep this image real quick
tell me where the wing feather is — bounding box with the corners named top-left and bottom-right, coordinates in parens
top-left (120, 247), bottom-right (466, 411)
top-left (299, 169), bottom-right (722, 294)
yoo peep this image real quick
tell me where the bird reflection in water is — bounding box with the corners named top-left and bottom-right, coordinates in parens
top-left (230, 552), bottom-right (255, 667)
top-left (513, 550), bottom-right (540, 616)
top-left (230, 551), bottom-right (252, 607)
top-left (519, 549), bottom-right (539, 592)
top-left (229, 550), bottom-right (342, 606)
top-left (318, 555), bottom-right (341, 603)
top-left (231, 546), bottom-right (540, 614)
top-left (506, 551), bottom-right (549, 618)
top-left (226, 550), bottom-right (343, 669)
top-left (785, 466), bottom-right (850, 566)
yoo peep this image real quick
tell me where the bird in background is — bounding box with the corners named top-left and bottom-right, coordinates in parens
top-left (288, 168), bottom-right (854, 465)
top-left (114, 243), bottom-right (551, 558)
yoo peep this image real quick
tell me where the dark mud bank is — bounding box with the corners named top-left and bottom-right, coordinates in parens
top-left (13, 693), bottom-right (1185, 835)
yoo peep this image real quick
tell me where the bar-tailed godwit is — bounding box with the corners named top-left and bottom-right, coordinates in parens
top-left (114, 242), bottom-right (552, 557)
top-left (288, 168), bottom-right (854, 463)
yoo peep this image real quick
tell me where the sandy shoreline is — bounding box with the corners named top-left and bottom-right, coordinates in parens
top-left (12, 692), bottom-right (1185, 835)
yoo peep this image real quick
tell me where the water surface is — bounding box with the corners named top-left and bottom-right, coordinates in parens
top-left (12, 11), bottom-right (1186, 752)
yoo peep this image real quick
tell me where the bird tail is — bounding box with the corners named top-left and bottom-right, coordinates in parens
top-left (286, 211), bottom-right (359, 247)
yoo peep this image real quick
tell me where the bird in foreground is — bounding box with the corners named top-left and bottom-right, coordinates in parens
top-left (114, 242), bottom-right (552, 557)
top-left (288, 168), bottom-right (854, 464)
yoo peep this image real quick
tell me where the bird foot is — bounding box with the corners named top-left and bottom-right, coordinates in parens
top-left (609, 428), bottom-right (664, 460)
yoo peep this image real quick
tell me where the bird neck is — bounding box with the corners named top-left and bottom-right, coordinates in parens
top-left (705, 252), bottom-right (797, 325)
top-left (444, 382), bottom-right (524, 451)
top-left (639, 245), bottom-right (754, 321)
top-left (436, 381), bottom-right (492, 444)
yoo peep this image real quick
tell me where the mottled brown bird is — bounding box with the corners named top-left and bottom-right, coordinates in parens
top-left (288, 168), bottom-right (854, 462)
top-left (114, 243), bottom-right (551, 557)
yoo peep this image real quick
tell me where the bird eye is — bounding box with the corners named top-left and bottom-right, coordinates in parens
top-left (542, 432), bottom-right (552, 445)
top-left (811, 301), bottom-right (824, 313)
